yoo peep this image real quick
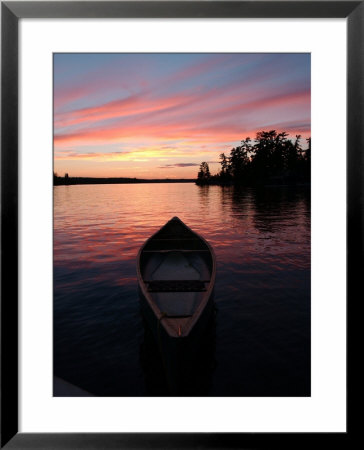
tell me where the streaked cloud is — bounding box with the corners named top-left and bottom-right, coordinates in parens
top-left (158, 163), bottom-right (200, 169)
top-left (54, 53), bottom-right (310, 178)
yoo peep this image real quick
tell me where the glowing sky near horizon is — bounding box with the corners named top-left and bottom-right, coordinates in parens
top-left (54, 53), bottom-right (310, 178)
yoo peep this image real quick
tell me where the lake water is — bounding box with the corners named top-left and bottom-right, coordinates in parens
top-left (54, 183), bottom-right (310, 396)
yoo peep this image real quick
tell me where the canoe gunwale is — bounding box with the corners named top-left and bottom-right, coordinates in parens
top-left (136, 217), bottom-right (216, 338)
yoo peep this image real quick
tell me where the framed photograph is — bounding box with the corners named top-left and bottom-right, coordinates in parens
top-left (2, 1), bottom-right (359, 448)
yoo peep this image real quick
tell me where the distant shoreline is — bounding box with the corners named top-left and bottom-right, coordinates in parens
top-left (54, 177), bottom-right (195, 186)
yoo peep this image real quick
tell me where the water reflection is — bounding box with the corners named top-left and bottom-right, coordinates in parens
top-left (54, 183), bottom-right (310, 396)
top-left (251, 187), bottom-right (310, 235)
top-left (139, 305), bottom-right (216, 396)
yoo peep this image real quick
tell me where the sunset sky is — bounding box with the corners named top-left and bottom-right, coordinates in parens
top-left (54, 53), bottom-right (310, 179)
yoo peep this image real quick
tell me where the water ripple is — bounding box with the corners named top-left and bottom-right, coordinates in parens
top-left (54, 183), bottom-right (310, 396)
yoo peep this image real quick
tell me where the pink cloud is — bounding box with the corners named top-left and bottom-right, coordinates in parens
top-left (54, 93), bottom-right (194, 129)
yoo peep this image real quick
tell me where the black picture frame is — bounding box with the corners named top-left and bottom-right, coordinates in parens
top-left (1, 1), bottom-right (360, 448)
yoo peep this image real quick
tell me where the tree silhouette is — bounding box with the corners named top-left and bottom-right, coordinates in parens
top-left (230, 138), bottom-right (251, 182)
top-left (197, 130), bottom-right (311, 186)
top-left (197, 162), bottom-right (211, 183)
top-left (305, 137), bottom-right (311, 181)
top-left (219, 153), bottom-right (232, 183)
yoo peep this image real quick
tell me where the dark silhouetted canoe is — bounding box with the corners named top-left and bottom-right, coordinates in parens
top-left (137, 217), bottom-right (216, 341)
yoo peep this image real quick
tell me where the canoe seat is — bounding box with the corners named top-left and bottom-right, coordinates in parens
top-left (147, 280), bottom-right (207, 292)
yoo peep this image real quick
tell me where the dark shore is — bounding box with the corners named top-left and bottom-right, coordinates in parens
top-left (195, 179), bottom-right (311, 188)
top-left (54, 177), bottom-right (195, 186)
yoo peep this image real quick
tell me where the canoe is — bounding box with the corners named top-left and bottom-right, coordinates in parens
top-left (137, 216), bottom-right (216, 341)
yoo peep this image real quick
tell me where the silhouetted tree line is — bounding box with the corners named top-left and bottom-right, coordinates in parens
top-left (53, 172), bottom-right (195, 186)
top-left (196, 130), bottom-right (311, 186)
top-left (54, 172), bottom-right (70, 184)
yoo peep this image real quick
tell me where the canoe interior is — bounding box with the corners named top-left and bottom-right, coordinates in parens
top-left (139, 218), bottom-right (214, 334)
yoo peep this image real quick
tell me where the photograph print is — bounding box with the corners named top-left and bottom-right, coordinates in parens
top-left (53, 53), bottom-right (311, 397)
